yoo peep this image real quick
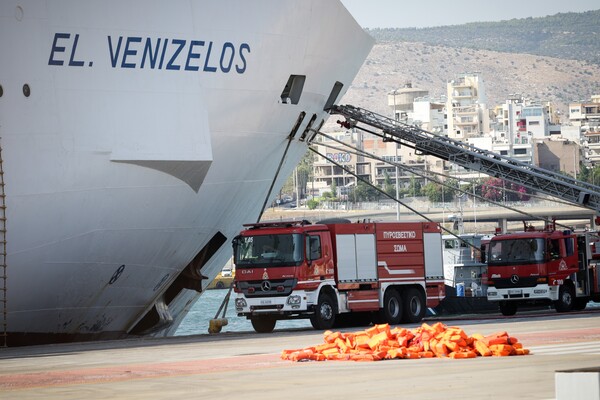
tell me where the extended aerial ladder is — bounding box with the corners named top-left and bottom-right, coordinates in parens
top-left (330, 104), bottom-right (600, 216)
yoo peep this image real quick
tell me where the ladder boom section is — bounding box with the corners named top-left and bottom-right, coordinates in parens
top-left (331, 104), bottom-right (600, 214)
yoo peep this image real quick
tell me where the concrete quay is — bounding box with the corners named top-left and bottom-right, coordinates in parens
top-left (1, 312), bottom-right (600, 399)
top-left (262, 203), bottom-right (596, 231)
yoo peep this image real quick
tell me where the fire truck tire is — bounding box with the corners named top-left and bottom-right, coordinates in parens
top-left (380, 288), bottom-right (402, 325)
top-left (555, 284), bottom-right (575, 312)
top-left (403, 288), bottom-right (426, 323)
top-left (310, 292), bottom-right (336, 330)
top-left (499, 301), bottom-right (517, 316)
top-left (250, 316), bottom-right (276, 333)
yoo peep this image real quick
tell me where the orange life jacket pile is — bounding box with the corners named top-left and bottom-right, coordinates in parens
top-left (281, 322), bottom-right (530, 362)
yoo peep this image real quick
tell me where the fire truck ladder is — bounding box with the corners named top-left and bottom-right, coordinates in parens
top-left (331, 104), bottom-right (600, 215)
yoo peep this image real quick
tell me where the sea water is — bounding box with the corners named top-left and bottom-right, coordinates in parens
top-left (175, 289), bottom-right (312, 336)
top-left (175, 290), bottom-right (600, 336)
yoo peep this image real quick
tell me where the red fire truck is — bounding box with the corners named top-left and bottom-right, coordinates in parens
top-left (486, 223), bottom-right (600, 316)
top-left (232, 219), bottom-right (445, 333)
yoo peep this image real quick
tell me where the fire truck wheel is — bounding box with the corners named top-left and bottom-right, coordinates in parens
top-left (250, 316), bottom-right (276, 333)
top-left (554, 284), bottom-right (575, 313)
top-left (380, 288), bottom-right (402, 325)
top-left (499, 301), bottom-right (517, 316)
top-left (310, 292), bottom-right (336, 330)
top-left (402, 288), bottom-right (426, 323)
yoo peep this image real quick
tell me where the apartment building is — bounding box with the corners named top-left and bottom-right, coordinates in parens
top-left (569, 95), bottom-right (600, 127)
top-left (446, 73), bottom-right (489, 140)
top-left (308, 83), bottom-right (597, 200)
top-left (388, 83), bottom-right (428, 121)
top-left (310, 129), bottom-right (429, 198)
top-left (534, 138), bottom-right (581, 177)
top-left (570, 95), bottom-right (600, 165)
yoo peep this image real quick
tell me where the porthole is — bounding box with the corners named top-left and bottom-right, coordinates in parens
top-left (23, 84), bottom-right (30, 97)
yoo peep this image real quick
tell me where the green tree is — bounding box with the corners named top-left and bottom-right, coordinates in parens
top-left (422, 182), bottom-right (442, 202)
top-left (406, 176), bottom-right (422, 197)
top-left (383, 170), bottom-right (396, 198)
top-left (579, 163), bottom-right (600, 186)
top-left (281, 150), bottom-right (314, 199)
top-left (307, 199), bottom-right (319, 210)
top-left (353, 180), bottom-right (380, 201)
top-left (422, 181), bottom-right (455, 202)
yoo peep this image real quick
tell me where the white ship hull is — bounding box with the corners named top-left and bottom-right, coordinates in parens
top-left (0, 0), bottom-right (373, 344)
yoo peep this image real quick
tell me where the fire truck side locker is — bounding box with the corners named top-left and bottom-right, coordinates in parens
top-left (424, 232), bottom-right (443, 278)
top-left (335, 233), bottom-right (377, 283)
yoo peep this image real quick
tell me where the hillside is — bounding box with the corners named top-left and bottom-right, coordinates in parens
top-left (367, 10), bottom-right (600, 65)
top-left (326, 42), bottom-right (600, 131)
top-left (324, 10), bottom-right (600, 132)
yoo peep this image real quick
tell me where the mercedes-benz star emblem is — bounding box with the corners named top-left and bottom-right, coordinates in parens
top-left (261, 281), bottom-right (271, 291)
top-left (510, 274), bottom-right (520, 284)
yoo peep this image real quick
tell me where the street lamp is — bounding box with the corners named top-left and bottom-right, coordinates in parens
top-left (395, 144), bottom-right (400, 221)
top-left (391, 89), bottom-right (400, 221)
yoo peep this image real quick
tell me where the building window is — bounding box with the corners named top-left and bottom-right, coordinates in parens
top-left (513, 148), bottom-right (527, 155)
top-left (382, 155), bottom-right (401, 163)
top-left (522, 107), bottom-right (542, 117)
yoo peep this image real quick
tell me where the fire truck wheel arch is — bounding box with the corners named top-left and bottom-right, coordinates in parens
top-left (310, 290), bottom-right (337, 330)
top-left (380, 288), bottom-right (402, 325)
top-left (554, 282), bottom-right (575, 312)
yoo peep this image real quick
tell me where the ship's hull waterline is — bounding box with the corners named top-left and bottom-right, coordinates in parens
top-left (0, 0), bottom-right (373, 345)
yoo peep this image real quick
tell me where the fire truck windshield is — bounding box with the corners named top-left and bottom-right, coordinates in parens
top-left (488, 238), bottom-right (545, 266)
top-left (234, 233), bottom-right (304, 267)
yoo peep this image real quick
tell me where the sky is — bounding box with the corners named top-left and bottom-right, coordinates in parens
top-left (340, 0), bottom-right (600, 28)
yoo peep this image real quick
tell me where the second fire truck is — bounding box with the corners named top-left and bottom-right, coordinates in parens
top-left (486, 222), bottom-right (600, 316)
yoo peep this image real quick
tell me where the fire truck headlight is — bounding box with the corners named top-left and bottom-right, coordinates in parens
top-left (534, 289), bottom-right (547, 294)
top-left (235, 298), bottom-right (247, 309)
top-left (487, 291), bottom-right (497, 297)
top-left (286, 295), bottom-right (302, 306)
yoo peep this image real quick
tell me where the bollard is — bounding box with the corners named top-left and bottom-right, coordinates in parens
top-left (208, 318), bottom-right (229, 334)
top-left (556, 367), bottom-right (600, 400)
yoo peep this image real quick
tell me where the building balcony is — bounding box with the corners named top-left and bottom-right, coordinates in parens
top-left (587, 143), bottom-right (600, 151)
top-left (453, 108), bottom-right (478, 114)
top-left (450, 79), bottom-right (475, 89)
top-left (455, 121), bottom-right (478, 126)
